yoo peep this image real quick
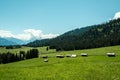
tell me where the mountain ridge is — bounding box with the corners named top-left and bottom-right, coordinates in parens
top-left (0, 37), bottom-right (32, 46)
top-left (26, 18), bottom-right (120, 51)
top-left (0, 37), bottom-right (17, 46)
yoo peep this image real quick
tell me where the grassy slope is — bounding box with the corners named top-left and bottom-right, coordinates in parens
top-left (0, 46), bottom-right (120, 80)
top-left (0, 46), bottom-right (56, 54)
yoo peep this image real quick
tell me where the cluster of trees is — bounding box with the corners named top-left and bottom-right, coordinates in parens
top-left (6, 45), bottom-right (22, 49)
top-left (0, 49), bottom-right (39, 64)
top-left (26, 49), bottom-right (39, 59)
top-left (0, 52), bottom-right (19, 64)
top-left (26, 18), bottom-right (120, 51)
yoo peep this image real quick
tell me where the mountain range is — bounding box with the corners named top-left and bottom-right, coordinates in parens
top-left (1, 18), bottom-right (120, 49)
top-left (0, 37), bottom-right (17, 46)
top-left (0, 37), bottom-right (31, 46)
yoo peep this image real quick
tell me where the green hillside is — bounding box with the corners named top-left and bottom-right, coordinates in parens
top-left (0, 45), bottom-right (120, 80)
top-left (27, 18), bottom-right (120, 51)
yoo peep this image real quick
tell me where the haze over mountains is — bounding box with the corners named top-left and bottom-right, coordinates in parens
top-left (0, 29), bottom-right (58, 46)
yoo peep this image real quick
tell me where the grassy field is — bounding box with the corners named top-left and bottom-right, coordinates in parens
top-left (0, 46), bottom-right (56, 54)
top-left (0, 46), bottom-right (120, 80)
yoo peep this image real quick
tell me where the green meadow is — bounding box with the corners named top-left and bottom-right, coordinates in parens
top-left (0, 46), bottom-right (56, 54)
top-left (0, 46), bottom-right (120, 80)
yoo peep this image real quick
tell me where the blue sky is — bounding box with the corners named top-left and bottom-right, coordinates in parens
top-left (0, 0), bottom-right (120, 40)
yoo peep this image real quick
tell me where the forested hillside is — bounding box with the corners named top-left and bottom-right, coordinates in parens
top-left (26, 39), bottom-right (50, 47)
top-left (27, 18), bottom-right (120, 51)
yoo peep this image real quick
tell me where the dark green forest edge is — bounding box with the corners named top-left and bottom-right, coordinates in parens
top-left (0, 49), bottom-right (38, 64)
top-left (26, 18), bottom-right (120, 51)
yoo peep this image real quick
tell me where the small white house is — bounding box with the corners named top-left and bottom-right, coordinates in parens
top-left (56, 55), bottom-right (64, 58)
top-left (71, 54), bottom-right (77, 58)
top-left (107, 53), bottom-right (115, 57)
top-left (81, 53), bottom-right (88, 56)
top-left (44, 59), bottom-right (48, 62)
top-left (66, 54), bottom-right (71, 57)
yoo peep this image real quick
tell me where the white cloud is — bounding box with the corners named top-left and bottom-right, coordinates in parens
top-left (14, 33), bottom-right (31, 41)
top-left (41, 34), bottom-right (59, 39)
top-left (0, 30), bottom-right (14, 38)
top-left (0, 29), bottom-right (59, 41)
top-left (24, 29), bottom-right (42, 39)
top-left (113, 12), bottom-right (120, 19)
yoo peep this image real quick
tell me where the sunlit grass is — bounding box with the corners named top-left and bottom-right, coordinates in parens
top-left (0, 45), bottom-right (120, 80)
top-left (0, 46), bottom-right (56, 54)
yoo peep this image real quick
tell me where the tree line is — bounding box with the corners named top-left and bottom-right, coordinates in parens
top-left (6, 45), bottom-right (22, 49)
top-left (0, 49), bottom-right (39, 64)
